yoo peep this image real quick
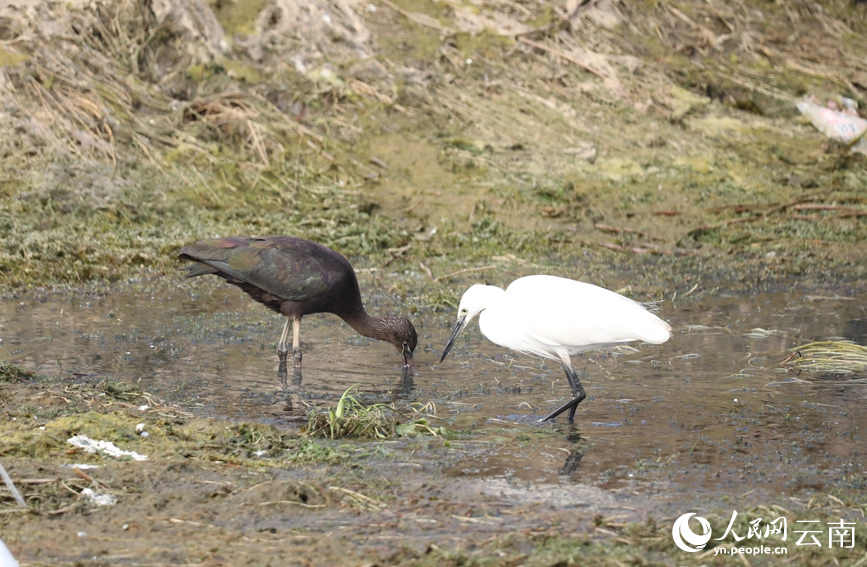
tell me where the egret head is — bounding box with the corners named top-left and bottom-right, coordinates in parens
top-left (439, 284), bottom-right (502, 363)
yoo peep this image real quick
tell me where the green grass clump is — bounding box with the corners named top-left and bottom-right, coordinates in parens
top-left (305, 385), bottom-right (449, 440)
top-left (305, 385), bottom-right (396, 439)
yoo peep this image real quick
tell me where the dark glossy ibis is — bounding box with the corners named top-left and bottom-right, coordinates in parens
top-left (178, 236), bottom-right (418, 373)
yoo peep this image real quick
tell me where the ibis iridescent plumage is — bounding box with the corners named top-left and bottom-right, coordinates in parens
top-left (440, 275), bottom-right (671, 421)
top-left (178, 236), bottom-right (417, 373)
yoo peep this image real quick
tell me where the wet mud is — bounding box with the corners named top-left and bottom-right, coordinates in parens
top-left (1, 278), bottom-right (866, 564)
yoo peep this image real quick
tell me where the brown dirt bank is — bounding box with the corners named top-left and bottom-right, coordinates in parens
top-left (0, 0), bottom-right (863, 294)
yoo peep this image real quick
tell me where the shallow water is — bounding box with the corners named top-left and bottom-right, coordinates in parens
top-left (2, 278), bottom-right (866, 508)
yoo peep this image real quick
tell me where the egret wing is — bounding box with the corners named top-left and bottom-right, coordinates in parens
top-left (506, 275), bottom-right (671, 349)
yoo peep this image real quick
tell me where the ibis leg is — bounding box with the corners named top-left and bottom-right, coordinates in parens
top-left (277, 318), bottom-right (291, 363)
top-left (292, 316), bottom-right (302, 370)
top-left (540, 364), bottom-right (587, 422)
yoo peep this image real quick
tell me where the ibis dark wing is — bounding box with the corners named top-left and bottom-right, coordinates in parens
top-left (179, 236), bottom-right (347, 303)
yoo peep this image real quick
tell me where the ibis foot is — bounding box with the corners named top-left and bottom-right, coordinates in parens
top-left (293, 348), bottom-right (302, 370)
top-left (278, 361), bottom-right (301, 388)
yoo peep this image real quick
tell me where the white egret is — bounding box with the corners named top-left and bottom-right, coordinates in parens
top-left (0, 538), bottom-right (18, 567)
top-left (439, 275), bottom-right (672, 421)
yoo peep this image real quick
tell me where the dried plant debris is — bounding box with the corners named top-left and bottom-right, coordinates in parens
top-left (0, 0), bottom-right (863, 292)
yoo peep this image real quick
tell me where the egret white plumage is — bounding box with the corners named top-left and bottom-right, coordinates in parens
top-left (439, 275), bottom-right (672, 422)
top-left (0, 537), bottom-right (18, 567)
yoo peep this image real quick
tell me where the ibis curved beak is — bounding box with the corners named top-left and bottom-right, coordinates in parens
top-left (402, 343), bottom-right (415, 370)
top-left (439, 314), bottom-right (468, 363)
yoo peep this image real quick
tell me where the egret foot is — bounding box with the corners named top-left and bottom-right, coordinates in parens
top-left (540, 391), bottom-right (586, 422)
top-left (540, 365), bottom-right (587, 422)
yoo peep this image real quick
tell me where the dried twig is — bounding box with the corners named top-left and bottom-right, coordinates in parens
top-left (595, 223), bottom-right (664, 242)
top-left (687, 215), bottom-right (763, 238)
top-left (517, 37), bottom-right (606, 79)
top-left (418, 261), bottom-right (433, 280)
top-left (380, 0), bottom-right (453, 33)
top-left (382, 243), bottom-right (412, 268)
top-left (665, 3), bottom-right (725, 49)
top-left (582, 239), bottom-right (668, 255)
top-left (329, 486), bottom-right (385, 510)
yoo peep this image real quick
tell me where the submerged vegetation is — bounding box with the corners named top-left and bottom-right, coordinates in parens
top-left (0, 362), bottom-right (35, 383)
top-left (786, 340), bottom-right (867, 375)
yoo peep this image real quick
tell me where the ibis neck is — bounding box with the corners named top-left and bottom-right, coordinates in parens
top-left (342, 306), bottom-right (393, 342)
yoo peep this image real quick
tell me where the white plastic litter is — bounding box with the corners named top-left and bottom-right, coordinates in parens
top-left (797, 98), bottom-right (867, 154)
top-left (67, 435), bottom-right (148, 461)
top-left (80, 488), bottom-right (117, 507)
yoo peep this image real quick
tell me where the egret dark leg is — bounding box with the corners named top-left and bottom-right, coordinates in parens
top-left (540, 363), bottom-right (587, 422)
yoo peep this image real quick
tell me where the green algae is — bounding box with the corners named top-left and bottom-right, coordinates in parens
top-left (305, 385), bottom-right (451, 439)
top-left (787, 340), bottom-right (867, 375)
